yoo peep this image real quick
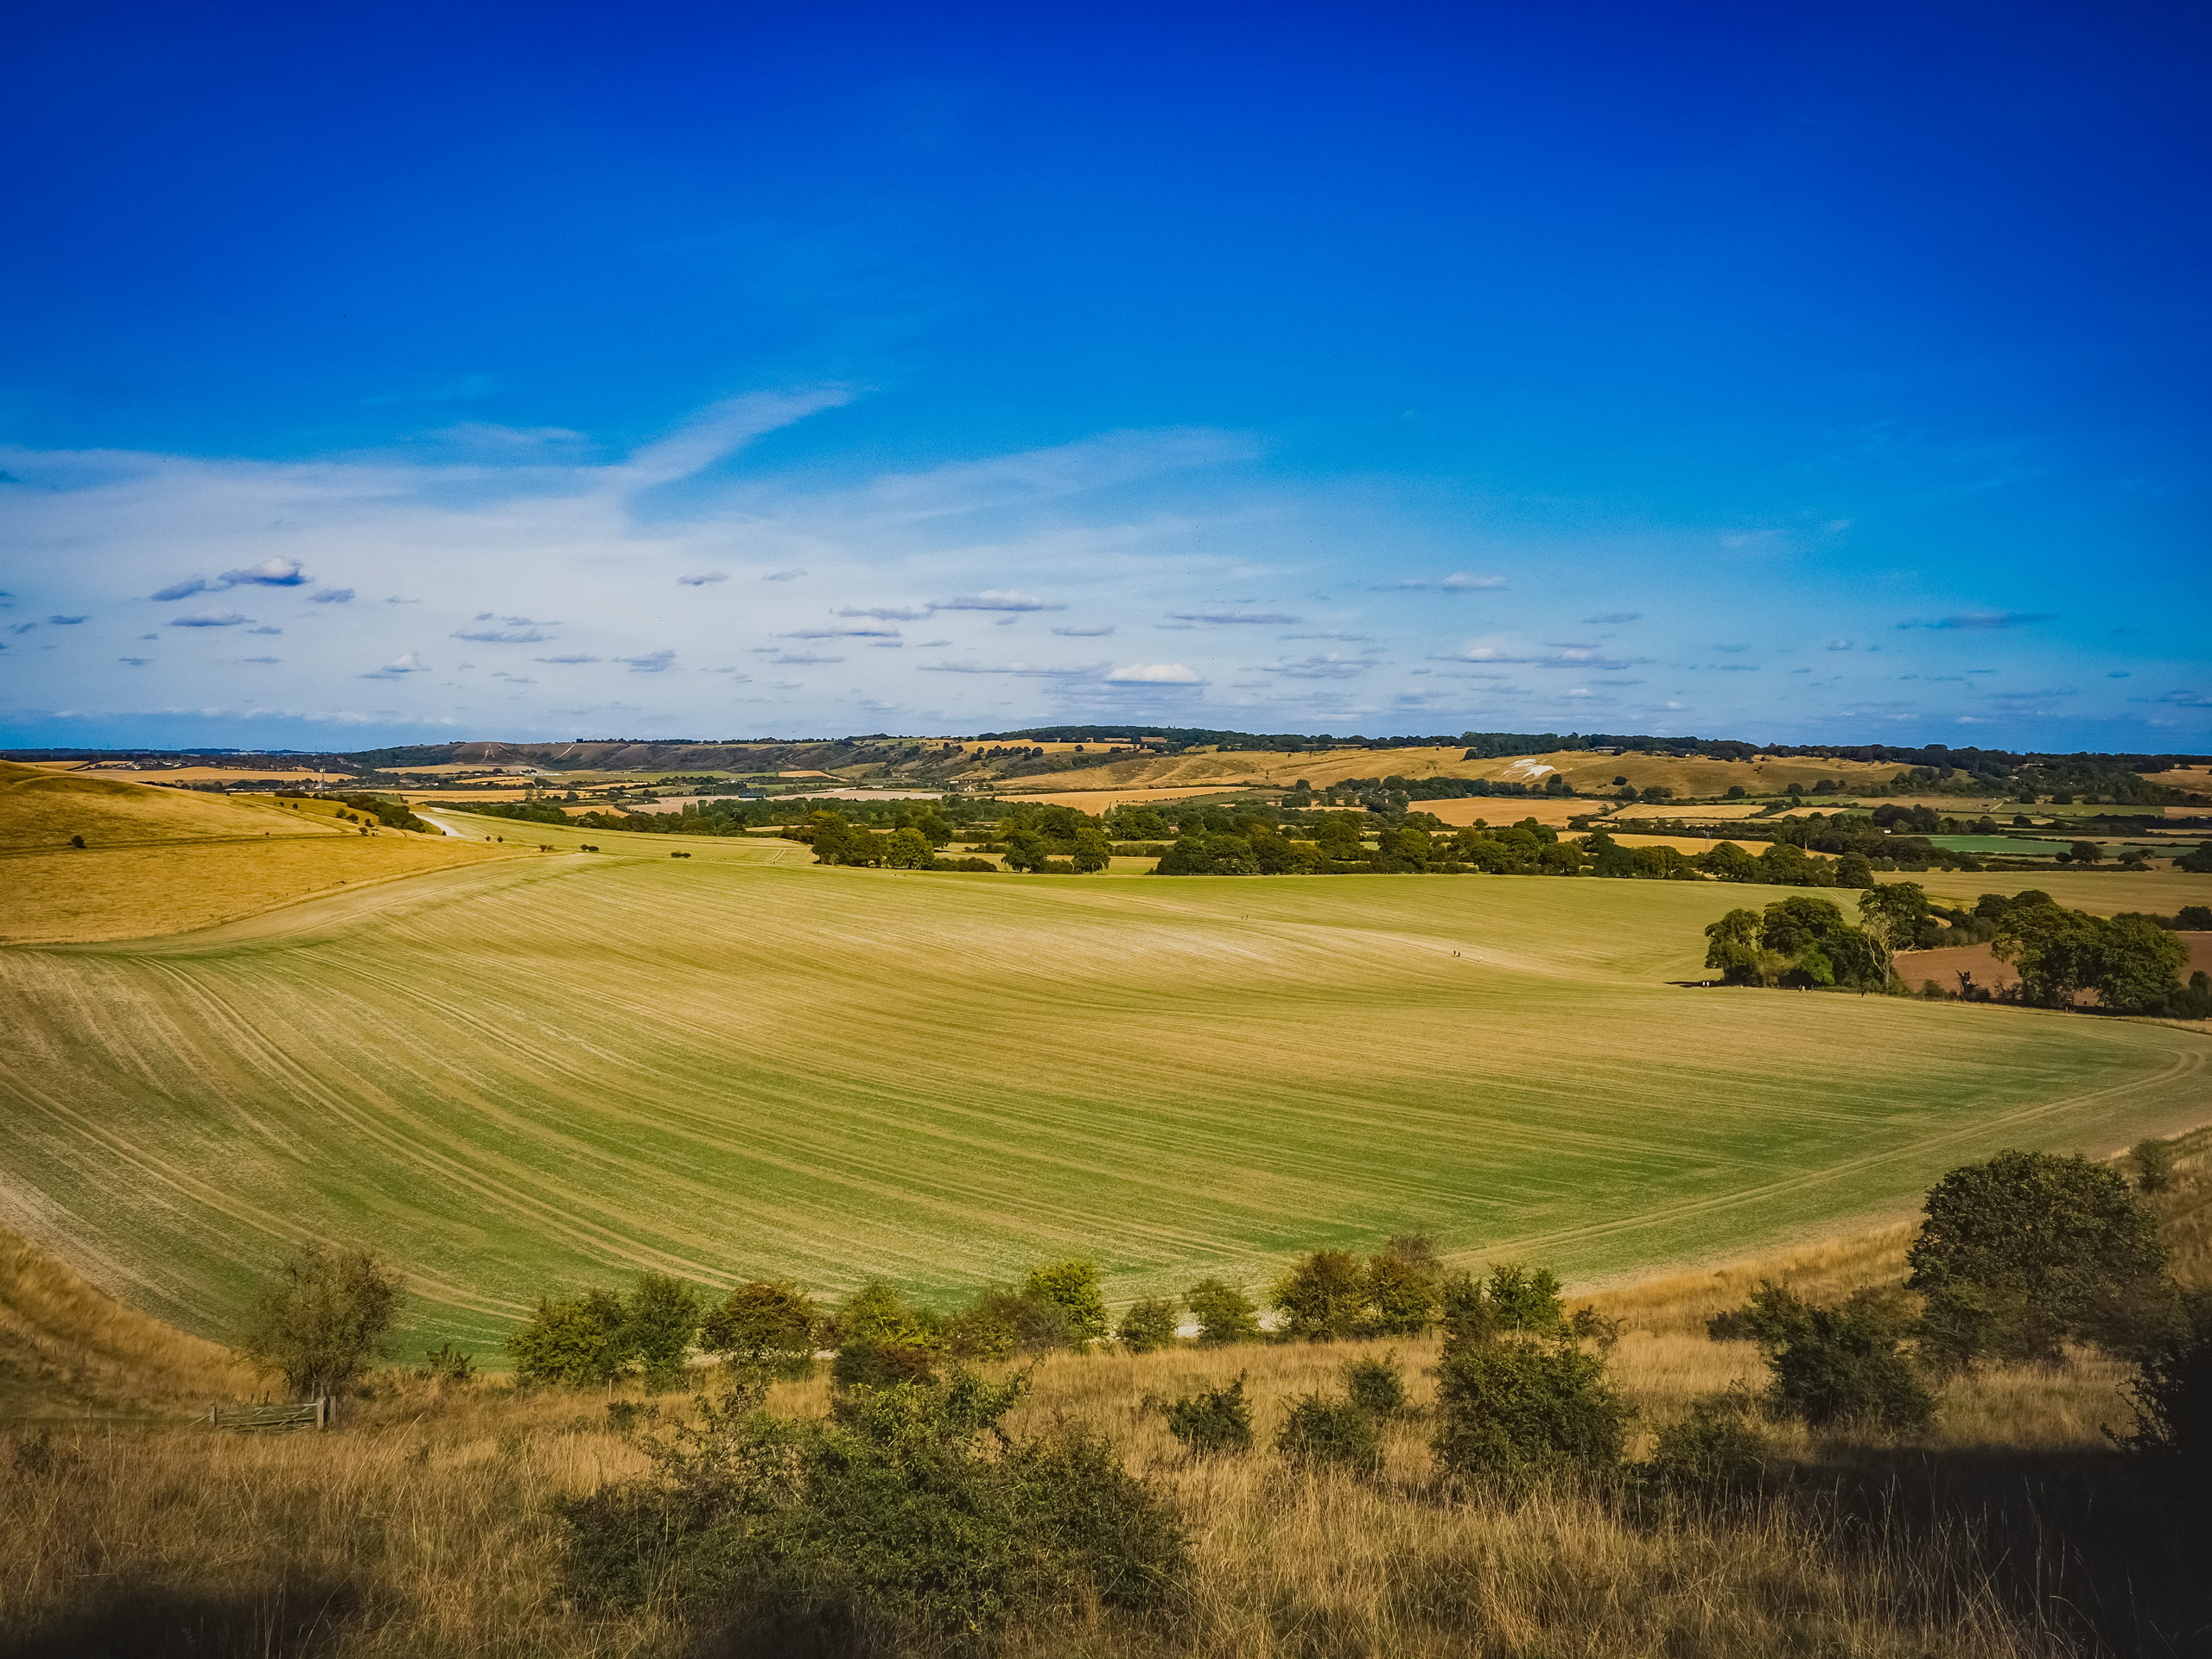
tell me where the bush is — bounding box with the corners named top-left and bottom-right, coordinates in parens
top-left (1344, 1351), bottom-right (1408, 1418)
top-left (1116, 1295), bottom-right (1180, 1354)
top-left (1272, 1249), bottom-right (1369, 1341)
top-left (1644, 1385), bottom-right (1770, 1492)
top-left (239, 1242), bottom-right (404, 1396)
top-left (1432, 1334), bottom-right (1631, 1478)
top-left (1907, 1149), bottom-right (2170, 1370)
top-left (1363, 1248), bottom-right (1440, 1337)
top-left (626, 1273), bottom-right (703, 1393)
top-left (945, 1287), bottom-right (1071, 1361)
top-left (1765, 1297), bottom-right (1934, 1434)
top-left (2125, 1289), bottom-right (2212, 1487)
top-left (1186, 1277), bottom-right (1261, 1346)
top-left (1023, 1259), bottom-right (1109, 1345)
top-left (1164, 1374), bottom-right (1254, 1458)
top-left (830, 1282), bottom-right (943, 1389)
top-left (2133, 1137), bottom-right (2178, 1196)
top-left (419, 1342), bottom-right (475, 1384)
top-left (507, 1289), bottom-right (632, 1388)
top-left (699, 1280), bottom-right (820, 1378)
top-left (560, 1369), bottom-right (1188, 1650)
top-left (1275, 1393), bottom-right (1383, 1476)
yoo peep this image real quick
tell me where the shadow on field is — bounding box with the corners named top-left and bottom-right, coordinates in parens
top-left (1802, 1446), bottom-right (2212, 1659)
top-left (0, 1579), bottom-right (359, 1659)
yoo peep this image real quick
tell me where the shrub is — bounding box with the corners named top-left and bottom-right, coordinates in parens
top-left (1363, 1250), bottom-right (1440, 1337)
top-left (1024, 1258), bottom-right (1109, 1345)
top-left (1432, 1334), bottom-right (1631, 1478)
top-left (2133, 1137), bottom-right (2178, 1196)
top-left (1164, 1374), bottom-right (1254, 1458)
top-left (626, 1273), bottom-right (703, 1393)
top-left (1344, 1351), bottom-right (1408, 1418)
top-left (829, 1282), bottom-right (943, 1388)
top-left (699, 1280), bottom-right (820, 1378)
top-left (1907, 1149), bottom-right (2170, 1370)
top-left (239, 1242), bottom-right (404, 1397)
top-left (507, 1289), bottom-right (631, 1388)
top-left (945, 1287), bottom-right (1071, 1360)
top-left (1186, 1277), bottom-right (1261, 1346)
top-left (419, 1342), bottom-right (475, 1384)
top-left (1644, 1385), bottom-right (1770, 1492)
top-left (560, 1369), bottom-right (1188, 1649)
top-left (1272, 1249), bottom-right (1369, 1341)
top-left (2125, 1289), bottom-right (2212, 1486)
top-left (1116, 1295), bottom-right (1180, 1354)
top-left (1275, 1393), bottom-right (1383, 1476)
top-left (1765, 1298), bottom-right (1934, 1434)
top-left (1568, 1304), bottom-right (1625, 1352)
top-left (1483, 1262), bottom-right (1566, 1333)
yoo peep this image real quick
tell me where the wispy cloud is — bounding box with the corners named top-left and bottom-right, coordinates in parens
top-left (312, 588), bottom-right (355, 605)
top-left (168, 610), bottom-right (251, 627)
top-left (1167, 609), bottom-right (1299, 626)
top-left (936, 591), bottom-right (1064, 613)
top-left (1899, 611), bottom-right (2058, 631)
top-left (534, 654), bottom-right (599, 664)
top-left (677, 571), bottom-right (728, 587)
top-left (1376, 573), bottom-right (1504, 591)
top-left (920, 659), bottom-right (1100, 677)
top-left (616, 649), bottom-right (677, 672)
top-left (1051, 625), bottom-right (1115, 637)
top-left (1106, 662), bottom-right (1204, 683)
top-left (836, 604), bottom-right (931, 620)
top-left (361, 652), bottom-right (430, 679)
top-left (48, 614), bottom-right (86, 625)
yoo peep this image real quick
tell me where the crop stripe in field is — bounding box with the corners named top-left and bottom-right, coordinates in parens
top-left (1464, 1039), bottom-right (2209, 1269)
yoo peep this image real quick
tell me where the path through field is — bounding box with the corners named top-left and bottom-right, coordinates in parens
top-left (3, 814), bottom-right (2205, 1356)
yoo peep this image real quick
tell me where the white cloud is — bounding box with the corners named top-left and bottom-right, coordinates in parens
top-left (616, 650), bottom-right (677, 672)
top-left (1106, 662), bottom-right (1204, 683)
top-left (935, 591), bottom-right (1064, 613)
top-left (313, 588), bottom-right (355, 604)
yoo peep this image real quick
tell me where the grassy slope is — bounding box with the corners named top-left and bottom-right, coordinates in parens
top-left (0, 765), bottom-right (518, 944)
top-left (3, 806), bottom-right (2205, 1362)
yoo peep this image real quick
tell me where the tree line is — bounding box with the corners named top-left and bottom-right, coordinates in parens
top-left (1703, 882), bottom-right (2205, 1014)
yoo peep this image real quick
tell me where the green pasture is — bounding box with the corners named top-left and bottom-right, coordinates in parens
top-left (2, 808), bottom-right (2207, 1361)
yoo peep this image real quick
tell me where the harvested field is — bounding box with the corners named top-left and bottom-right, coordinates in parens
top-left (3, 804), bottom-right (2207, 1363)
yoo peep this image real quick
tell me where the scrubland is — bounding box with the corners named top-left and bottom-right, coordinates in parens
top-left (3, 1128), bottom-right (2204, 1657)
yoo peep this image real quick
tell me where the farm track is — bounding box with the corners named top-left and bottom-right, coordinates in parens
top-left (2, 812), bottom-right (2207, 1356)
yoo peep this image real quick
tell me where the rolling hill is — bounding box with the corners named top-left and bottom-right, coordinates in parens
top-left (3, 804), bottom-right (2202, 1363)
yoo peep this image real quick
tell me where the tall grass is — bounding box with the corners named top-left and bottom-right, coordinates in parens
top-left (10, 1131), bottom-right (2207, 1657)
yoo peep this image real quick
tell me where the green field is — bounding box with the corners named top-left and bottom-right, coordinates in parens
top-left (3, 809), bottom-right (2207, 1359)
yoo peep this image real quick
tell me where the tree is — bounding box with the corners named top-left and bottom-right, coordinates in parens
top-left (2068, 839), bottom-right (2103, 865)
top-left (1703, 841), bottom-right (1759, 882)
top-left (1907, 1149), bottom-right (2170, 1370)
top-left (1069, 827), bottom-right (1112, 873)
top-left (1703, 907), bottom-right (1766, 984)
top-left (699, 1280), bottom-right (819, 1378)
top-left (1272, 1249), bottom-right (1369, 1341)
top-left (1857, 881), bottom-right (1928, 983)
top-left (1187, 1278), bottom-right (1261, 1346)
top-left (2091, 915), bottom-right (2190, 1014)
top-left (240, 1242), bottom-right (404, 1396)
top-left (1993, 898), bottom-right (2103, 1007)
top-left (882, 827), bottom-right (933, 868)
top-left (1482, 1262), bottom-right (1565, 1332)
top-left (508, 1289), bottom-right (632, 1387)
top-left (1024, 1259), bottom-right (1108, 1344)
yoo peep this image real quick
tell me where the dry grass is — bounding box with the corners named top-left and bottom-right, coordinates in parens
top-left (3, 1141), bottom-right (2205, 1656)
top-left (0, 763), bottom-right (519, 944)
top-left (0, 1221), bottom-right (254, 1421)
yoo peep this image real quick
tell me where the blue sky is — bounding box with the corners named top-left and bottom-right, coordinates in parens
top-left (3, 2), bottom-right (2205, 751)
